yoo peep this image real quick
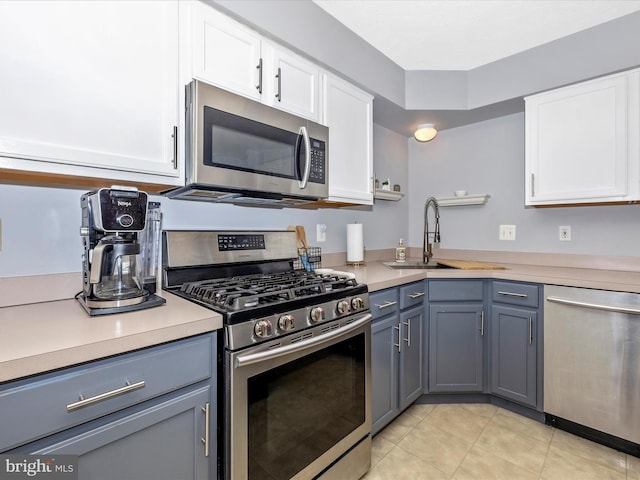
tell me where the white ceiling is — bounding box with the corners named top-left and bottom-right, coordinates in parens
top-left (312, 0), bottom-right (640, 71)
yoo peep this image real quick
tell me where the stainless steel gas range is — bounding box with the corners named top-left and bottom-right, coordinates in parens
top-left (162, 230), bottom-right (372, 480)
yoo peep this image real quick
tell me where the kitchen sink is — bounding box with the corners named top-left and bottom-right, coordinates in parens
top-left (382, 261), bottom-right (454, 270)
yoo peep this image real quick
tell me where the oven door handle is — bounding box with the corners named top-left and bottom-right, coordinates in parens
top-left (235, 313), bottom-right (371, 368)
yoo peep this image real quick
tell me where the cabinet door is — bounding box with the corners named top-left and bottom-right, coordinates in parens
top-left (525, 71), bottom-right (635, 205)
top-left (322, 73), bottom-right (374, 205)
top-left (191, 1), bottom-right (262, 102)
top-left (399, 306), bottom-right (424, 411)
top-left (428, 304), bottom-right (484, 392)
top-left (264, 43), bottom-right (320, 121)
top-left (490, 305), bottom-right (537, 407)
top-left (0, 1), bottom-right (180, 180)
top-left (371, 315), bottom-right (399, 435)
top-left (27, 386), bottom-right (211, 480)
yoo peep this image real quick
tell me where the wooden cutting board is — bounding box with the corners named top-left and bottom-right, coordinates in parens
top-left (437, 259), bottom-right (506, 270)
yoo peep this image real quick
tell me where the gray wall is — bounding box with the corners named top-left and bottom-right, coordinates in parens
top-left (407, 112), bottom-right (640, 257)
top-left (212, 0), bottom-right (405, 106)
top-left (0, 124), bottom-right (408, 278)
top-left (214, 1), bottom-right (640, 114)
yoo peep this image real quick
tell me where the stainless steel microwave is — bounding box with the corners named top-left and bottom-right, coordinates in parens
top-left (164, 80), bottom-right (329, 207)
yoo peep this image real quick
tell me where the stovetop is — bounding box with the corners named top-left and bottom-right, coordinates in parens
top-left (167, 269), bottom-right (367, 325)
top-left (162, 231), bottom-right (370, 345)
top-left (179, 270), bottom-right (359, 311)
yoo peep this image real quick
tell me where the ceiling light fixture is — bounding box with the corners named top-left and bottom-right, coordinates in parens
top-left (414, 123), bottom-right (437, 142)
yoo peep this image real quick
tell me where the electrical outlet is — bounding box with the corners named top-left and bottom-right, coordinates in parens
top-left (0, 218), bottom-right (2, 252)
top-left (316, 223), bottom-right (326, 243)
top-left (559, 225), bottom-right (571, 241)
top-left (499, 224), bottom-right (516, 241)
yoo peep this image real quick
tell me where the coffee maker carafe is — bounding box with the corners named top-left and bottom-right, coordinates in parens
top-left (78, 186), bottom-right (165, 315)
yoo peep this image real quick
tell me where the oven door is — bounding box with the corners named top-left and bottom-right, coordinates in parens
top-left (225, 314), bottom-right (371, 480)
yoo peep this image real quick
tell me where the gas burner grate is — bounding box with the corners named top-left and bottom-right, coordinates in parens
top-left (178, 270), bottom-right (359, 312)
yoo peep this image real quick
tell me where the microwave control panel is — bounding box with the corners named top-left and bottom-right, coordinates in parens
top-left (308, 139), bottom-right (326, 184)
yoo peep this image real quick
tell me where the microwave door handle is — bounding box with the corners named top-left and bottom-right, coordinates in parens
top-left (297, 126), bottom-right (311, 189)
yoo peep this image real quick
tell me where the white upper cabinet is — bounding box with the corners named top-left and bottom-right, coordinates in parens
top-left (525, 69), bottom-right (640, 206)
top-left (263, 43), bottom-right (321, 121)
top-left (190, 2), bottom-right (320, 122)
top-left (0, 0), bottom-right (181, 186)
top-left (322, 73), bottom-right (374, 205)
top-left (191, 2), bottom-right (262, 103)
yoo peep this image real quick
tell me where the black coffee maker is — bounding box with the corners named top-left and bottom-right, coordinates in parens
top-left (78, 186), bottom-right (165, 315)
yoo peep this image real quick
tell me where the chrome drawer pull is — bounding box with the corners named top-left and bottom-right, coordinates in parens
top-left (171, 125), bottom-right (178, 169)
top-left (255, 58), bottom-right (263, 93)
top-left (403, 319), bottom-right (411, 347)
top-left (498, 291), bottom-right (528, 298)
top-left (66, 380), bottom-right (146, 411)
top-left (275, 67), bottom-right (282, 102)
top-left (408, 292), bottom-right (425, 299)
top-left (376, 301), bottom-right (398, 310)
top-left (201, 402), bottom-right (210, 457)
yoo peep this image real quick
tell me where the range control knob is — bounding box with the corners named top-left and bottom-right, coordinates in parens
top-left (278, 314), bottom-right (295, 331)
top-left (351, 297), bottom-right (364, 310)
top-left (254, 319), bottom-right (273, 338)
top-left (336, 300), bottom-right (351, 315)
top-left (309, 306), bottom-right (325, 323)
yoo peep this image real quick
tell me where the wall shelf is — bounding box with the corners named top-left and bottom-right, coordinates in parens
top-left (435, 194), bottom-right (490, 207)
top-left (374, 189), bottom-right (404, 201)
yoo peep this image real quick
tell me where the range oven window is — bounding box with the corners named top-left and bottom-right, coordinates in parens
top-left (247, 333), bottom-right (366, 480)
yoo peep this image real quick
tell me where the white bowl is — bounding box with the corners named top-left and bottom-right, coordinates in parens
top-left (454, 190), bottom-right (467, 197)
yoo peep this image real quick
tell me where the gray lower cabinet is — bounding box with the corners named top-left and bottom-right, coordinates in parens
top-left (427, 280), bottom-right (485, 393)
top-left (371, 312), bottom-right (399, 433)
top-left (371, 282), bottom-right (425, 434)
top-left (0, 333), bottom-right (217, 480)
top-left (490, 281), bottom-right (542, 409)
top-left (399, 305), bottom-right (424, 410)
top-left (27, 386), bottom-right (211, 480)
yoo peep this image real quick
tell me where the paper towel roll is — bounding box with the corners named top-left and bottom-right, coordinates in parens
top-left (347, 223), bottom-right (364, 263)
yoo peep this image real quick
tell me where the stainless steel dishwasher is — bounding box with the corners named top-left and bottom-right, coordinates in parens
top-left (544, 285), bottom-right (640, 454)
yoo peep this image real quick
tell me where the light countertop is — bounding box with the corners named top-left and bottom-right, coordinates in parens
top-left (3, 252), bottom-right (640, 384)
top-left (338, 259), bottom-right (640, 294)
top-left (0, 291), bottom-right (222, 383)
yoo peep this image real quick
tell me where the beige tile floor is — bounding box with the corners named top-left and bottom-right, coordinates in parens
top-left (364, 403), bottom-right (640, 480)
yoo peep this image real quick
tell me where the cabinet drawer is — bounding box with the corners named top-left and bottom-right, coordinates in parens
top-left (492, 281), bottom-right (539, 308)
top-left (0, 333), bottom-right (214, 451)
top-left (428, 280), bottom-right (483, 301)
top-left (370, 288), bottom-right (400, 320)
top-left (399, 282), bottom-right (426, 310)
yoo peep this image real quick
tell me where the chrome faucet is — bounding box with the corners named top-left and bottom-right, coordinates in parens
top-left (423, 197), bottom-right (441, 263)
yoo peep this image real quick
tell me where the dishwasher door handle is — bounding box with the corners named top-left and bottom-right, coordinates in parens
top-left (547, 296), bottom-right (640, 315)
